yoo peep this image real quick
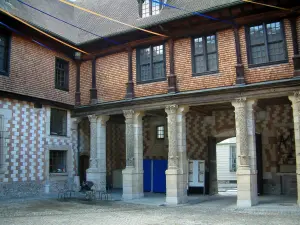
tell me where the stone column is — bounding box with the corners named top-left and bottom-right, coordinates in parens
top-left (71, 118), bottom-right (81, 190)
top-left (86, 115), bottom-right (109, 191)
top-left (97, 116), bottom-right (110, 191)
top-left (232, 98), bottom-right (258, 207)
top-left (177, 106), bottom-right (189, 204)
top-left (122, 110), bottom-right (145, 200)
top-left (288, 92), bottom-right (300, 206)
top-left (165, 105), bottom-right (188, 204)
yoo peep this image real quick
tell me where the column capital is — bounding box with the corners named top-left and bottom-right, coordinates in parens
top-left (123, 109), bottom-right (135, 120)
top-left (97, 115), bottom-right (110, 126)
top-left (88, 114), bottom-right (97, 123)
top-left (165, 104), bottom-right (178, 115)
top-left (177, 105), bottom-right (190, 115)
top-left (289, 91), bottom-right (300, 103)
top-left (231, 97), bottom-right (247, 108)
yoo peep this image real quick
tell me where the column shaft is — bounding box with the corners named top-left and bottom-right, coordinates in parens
top-left (232, 98), bottom-right (258, 207)
top-left (122, 110), bottom-right (144, 200)
top-left (165, 105), bottom-right (189, 204)
top-left (288, 93), bottom-right (300, 206)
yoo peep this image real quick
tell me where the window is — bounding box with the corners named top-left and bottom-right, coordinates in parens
top-left (50, 108), bottom-right (67, 136)
top-left (49, 150), bottom-right (67, 173)
top-left (140, 0), bottom-right (162, 18)
top-left (192, 35), bottom-right (218, 75)
top-left (156, 125), bottom-right (164, 139)
top-left (247, 21), bottom-right (287, 66)
top-left (55, 58), bottom-right (69, 91)
top-left (229, 145), bottom-right (237, 172)
top-left (137, 44), bottom-right (165, 83)
top-left (0, 33), bottom-right (10, 76)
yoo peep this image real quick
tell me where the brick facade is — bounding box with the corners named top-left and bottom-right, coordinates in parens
top-left (0, 35), bottom-right (76, 105)
top-left (0, 97), bottom-right (75, 197)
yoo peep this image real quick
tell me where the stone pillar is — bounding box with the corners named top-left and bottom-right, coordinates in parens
top-left (122, 110), bottom-right (145, 200)
top-left (177, 106), bottom-right (189, 203)
top-left (165, 105), bottom-right (188, 204)
top-left (97, 115), bottom-right (110, 191)
top-left (71, 118), bottom-right (81, 190)
top-left (232, 98), bottom-right (258, 207)
top-left (86, 115), bottom-right (109, 191)
top-left (288, 92), bottom-right (300, 206)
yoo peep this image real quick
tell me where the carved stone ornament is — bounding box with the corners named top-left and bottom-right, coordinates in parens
top-left (166, 105), bottom-right (179, 169)
top-left (88, 114), bottom-right (97, 123)
top-left (232, 98), bottom-right (249, 166)
top-left (88, 115), bottom-right (98, 169)
top-left (124, 110), bottom-right (135, 167)
top-left (123, 109), bottom-right (134, 121)
top-left (165, 104), bottom-right (178, 115)
top-left (98, 115), bottom-right (110, 126)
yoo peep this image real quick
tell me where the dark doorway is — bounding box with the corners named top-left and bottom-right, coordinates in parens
top-left (256, 133), bottom-right (263, 195)
top-left (80, 155), bottom-right (89, 184)
top-left (208, 136), bottom-right (218, 195)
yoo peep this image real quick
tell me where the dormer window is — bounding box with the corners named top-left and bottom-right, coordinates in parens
top-left (140, 0), bottom-right (162, 18)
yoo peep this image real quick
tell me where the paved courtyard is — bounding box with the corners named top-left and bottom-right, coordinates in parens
top-left (0, 194), bottom-right (299, 225)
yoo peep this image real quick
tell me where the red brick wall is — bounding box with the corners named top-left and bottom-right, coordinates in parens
top-left (176, 29), bottom-right (237, 92)
top-left (240, 19), bottom-right (294, 83)
top-left (79, 18), bottom-right (298, 105)
top-left (96, 52), bottom-right (128, 102)
top-left (0, 35), bottom-right (76, 105)
top-left (80, 61), bottom-right (92, 105)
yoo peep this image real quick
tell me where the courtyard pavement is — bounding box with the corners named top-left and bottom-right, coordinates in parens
top-left (0, 193), bottom-right (299, 225)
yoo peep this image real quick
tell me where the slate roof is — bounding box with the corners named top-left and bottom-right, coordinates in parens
top-left (0, 0), bottom-right (243, 45)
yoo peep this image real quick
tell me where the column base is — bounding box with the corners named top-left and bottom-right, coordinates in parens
top-left (165, 168), bottom-right (188, 205)
top-left (236, 168), bottom-right (258, 207)
top-left (122, 167), bottom-right (144, 200)
top-left (86, 169), bottom-right (106, 191)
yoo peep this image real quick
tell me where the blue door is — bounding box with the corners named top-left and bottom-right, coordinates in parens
top-left (143, 159), bottom-right (152, 192)
top-left (153, 160), bottom-right (167, 193)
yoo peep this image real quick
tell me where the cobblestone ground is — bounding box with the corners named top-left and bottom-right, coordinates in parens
top-left (0, 197), bottom-right (299, 225)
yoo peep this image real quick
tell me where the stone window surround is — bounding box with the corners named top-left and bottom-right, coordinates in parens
top-left (45, 145), bottom-right (73, 180)
top-left (46, 107), bottom-right (71, 138)
top-left (0, 108), bottom-right (11, 178)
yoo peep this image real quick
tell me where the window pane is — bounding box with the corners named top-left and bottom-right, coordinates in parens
top-left (194, 38), bottom-right (203, 55)
top-left (206, 35), bottom-right (216, 53)
top-left (0, 35), bottom-right (8, 73)
top-left (269, 42), bottom-right (285, 62)
top-left (49, 151), bottom-right (67, 173)
top-left (142, 0), bottom-right (150, 18)
top-left (153, 62), bottom-right (164, 79)
top-left (195, 55), bottom-right (206, 73)
top-left (157, 126), bottom-right (164, 139)
top-left (152, 0), bottom-right (160, 15)
top-left (153, 45), bottom-right (163, 62)
top-left (140, 64), bottom-right (151, 81)
top-left (50, 108), bottom-right (67, 136)
top-left (55, 59), bottom-right (68, 89)
top-left (250, 25), bottom-right (265, 45)
top-left (251, 45), bottom-right (267, 64)
top-left (207, 53), bottom-right (217, 71)
top-left (267, 22), bottom-right (282, 43)
top-left (140, 47), bottom-right (151, 64)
